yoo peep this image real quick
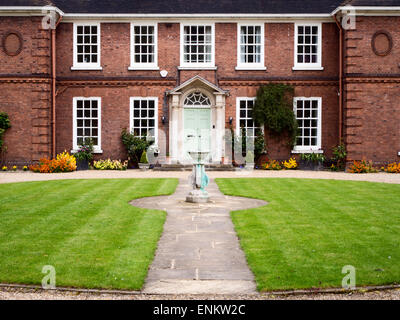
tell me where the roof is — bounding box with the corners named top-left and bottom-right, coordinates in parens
top-left (343, 0), bottom-right (400, 6)
top-left (0, 0), bottom-right (342, 14)
top-left (0, 0), bottom-right (398, 15)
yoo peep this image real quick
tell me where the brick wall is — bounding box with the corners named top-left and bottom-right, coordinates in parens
top-left (344, 16), bottom-right (400, 163)
top-left (222, 82), bottom-right (339, 160)
top-left (53, 21), bottom-right (339, 162)
top-left (0, 17), bottom-right (52, 165)
top-left (56, 83), bottom-right (174, 160)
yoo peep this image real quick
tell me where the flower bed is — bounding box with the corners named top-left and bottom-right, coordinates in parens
top-left (383, 162), bottom-right (400, 173)
top-left (348, 159), bottom-right (378, 174)
top-left (93, 159), bottom-right (128, 171)
top-left (261, 158), bottom-right (298, 170)
top-left (29, 151), bottom-right (76, 173)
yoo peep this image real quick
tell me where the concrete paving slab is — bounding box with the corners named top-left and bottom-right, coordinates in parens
top-left (130, 179), bottom-right (267, 294)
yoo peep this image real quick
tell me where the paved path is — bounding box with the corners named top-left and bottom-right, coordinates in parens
top-left (2, 170), bottom-right (400, 184)
top-left (130, 179), bottom-right (267, 295)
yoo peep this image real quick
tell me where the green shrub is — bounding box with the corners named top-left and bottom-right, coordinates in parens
top-left (121, 128), bottom-right (154, 166)
top-left (74, 138), bottom-right (94, 162)
top-left (140, 151), bottom-right (148, 164)
top-left (253, 84), bottom-right (297, 147)
top-left (300, 153), bottom-right (326, 164)
top-left (331, 143), bottom-right (347, 170)
top-left (0, 112), bottom-right (11, 152)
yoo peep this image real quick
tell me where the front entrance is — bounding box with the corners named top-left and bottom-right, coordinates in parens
top-left (168, 76), bottom-right (228, 164)
top-left (183, 108), bottom-right (211, 161)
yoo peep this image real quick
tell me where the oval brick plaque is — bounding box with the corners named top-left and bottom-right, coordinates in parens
top-left (372, 31), bottom-right (393, 57)
top-left (2, 31), bottom-right (23, 56)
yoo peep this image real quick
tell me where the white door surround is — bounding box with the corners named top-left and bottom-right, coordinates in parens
top-left (167, 75), bottom-right (228, 164)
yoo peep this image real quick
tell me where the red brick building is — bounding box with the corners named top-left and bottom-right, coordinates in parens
top-left (0, 0), bottom-right (399, 166)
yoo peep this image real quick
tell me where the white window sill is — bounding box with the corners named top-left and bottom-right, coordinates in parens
top-left (71, 149), bottom-right (103, 154)
top-left (128, 66), bottom-right (160, 71)
top-left (292, 149), bottom-right (324, 154)
top-left (71, 66), bottom-right (103, 71)
top-left (178, 66), bottom-right (217, 70)
top-left (235, 66), bottom-right (267, 71)
top-left (292, 66), bottom-right (324, 71)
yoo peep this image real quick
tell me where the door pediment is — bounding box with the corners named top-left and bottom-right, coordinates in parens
top-left (167, 75), bottom-right (228, 96)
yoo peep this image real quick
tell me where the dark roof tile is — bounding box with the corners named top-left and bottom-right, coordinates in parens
top-left (0, 0), bottom-right (398, 14)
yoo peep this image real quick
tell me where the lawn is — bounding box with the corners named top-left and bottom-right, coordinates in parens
top-left (0, 178), bottom-right (178, 290)
top-left (216, 178), bottom-right (400, 291)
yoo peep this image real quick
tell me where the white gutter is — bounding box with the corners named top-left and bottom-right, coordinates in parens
top-left (331, 6), bottom-right (400, 16)
top-left (62, 13), bottom-right (330, 17)
top-left (0, 6), bottom-right (64, 15)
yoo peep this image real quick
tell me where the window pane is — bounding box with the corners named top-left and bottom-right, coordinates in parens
top-left (183, 25), bottom-right (213, 64)
top-left (239, 25), bottom-right (262, 65)
top-left (75, 99), bottom-right (100, 148)
top-left (294, 99), bottom-right (320, 148)
top-left (131, 99), bottom-right (156, 139)
top-left (133, 25), bottom-right (156, 65)
top-left (76, 24), bottom-right (99, 65)
top-left (297, 25), bottom-right (319, 65)
top-left (237, 99), bottom-right (261, 139)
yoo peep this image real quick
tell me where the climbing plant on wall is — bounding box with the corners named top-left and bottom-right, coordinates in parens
top-left (252, 84), bottom-right (298, 147)
top-left (0, 112), bottom-right (11, 152)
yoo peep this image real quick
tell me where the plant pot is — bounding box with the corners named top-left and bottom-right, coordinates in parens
top-left (138, 163), bottom-right (150, 170)
top-left (299, 160), bottom-right (323, 171)
top-left (245, 163), bottom-right (255, 170)
top-left (76, 159), bottom-right (89, 171)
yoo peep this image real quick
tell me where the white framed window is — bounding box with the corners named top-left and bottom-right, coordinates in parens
top-left (72, 23), bottom-right (102, 70)
top-left (236, 24), bottom-right (265, 70)
top-left (236, 97), bottom-right (262, 138)
top-left (180, 23), bottom-right (215, 69)
top-left (129, 23), bottom-right (158, 70)
top-left (73, 97), bottom-right (102, 152)
top-left (293, 97), bottom-right (322, 152)
top-left (130, 97), bottom-right (158, 143)
top-left (293, 23), bottom-right (323, 71)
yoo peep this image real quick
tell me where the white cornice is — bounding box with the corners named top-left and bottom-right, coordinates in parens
top-left (1, 5), bottom-right (400, 19)
top-left (332, 6), bottom-right (400, 16)
top-left (0, 6), bottom-right (64, 16)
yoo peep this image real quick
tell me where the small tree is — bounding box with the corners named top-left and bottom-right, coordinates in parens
top-left (0, 112), bottom-right (11, 159)
top-left (252, 84), bottom-right (297, 148)
top-left (121, 128), bottom-right (154, 167)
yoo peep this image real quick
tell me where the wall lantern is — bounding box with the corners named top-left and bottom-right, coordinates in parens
top-left (161, 116), bottom-right (166, 124)
top-left (229, 117), bottom-right (233, 125)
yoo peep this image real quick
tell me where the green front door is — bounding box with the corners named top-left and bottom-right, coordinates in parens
top-left (184, 108), bottom-right (211, 160)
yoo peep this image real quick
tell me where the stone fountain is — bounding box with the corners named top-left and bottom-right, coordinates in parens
top-left (186, 150), bottom-right (210, 203)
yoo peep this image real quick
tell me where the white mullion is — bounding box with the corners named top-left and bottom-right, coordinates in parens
top-left (72, 22), bottom-right (101, 70)
top-left (293, 22), bottom-right (323, 71)
top-left (293, 97), bottom-right (322, 152)
top-left (236, 23), bottom-right (265, 70)
top-left (130, 22), bottom-right (158, 70)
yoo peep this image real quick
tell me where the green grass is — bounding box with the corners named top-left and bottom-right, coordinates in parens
top-left (0, 178), bottom-right (178, 290)
top-left (216, 178), bottom-right (400, 292)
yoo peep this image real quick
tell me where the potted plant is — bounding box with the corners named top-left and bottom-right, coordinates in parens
top-left (331, 143), bottom-right (347, 171)
top-left (299, 153), bottom-right (326, 171)
top-left (139, 151), bottom-right (150, 170)
top-left (121, 128), bottom-right (154, 168)
top-left (74, 139), bottom-right (94, 171)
